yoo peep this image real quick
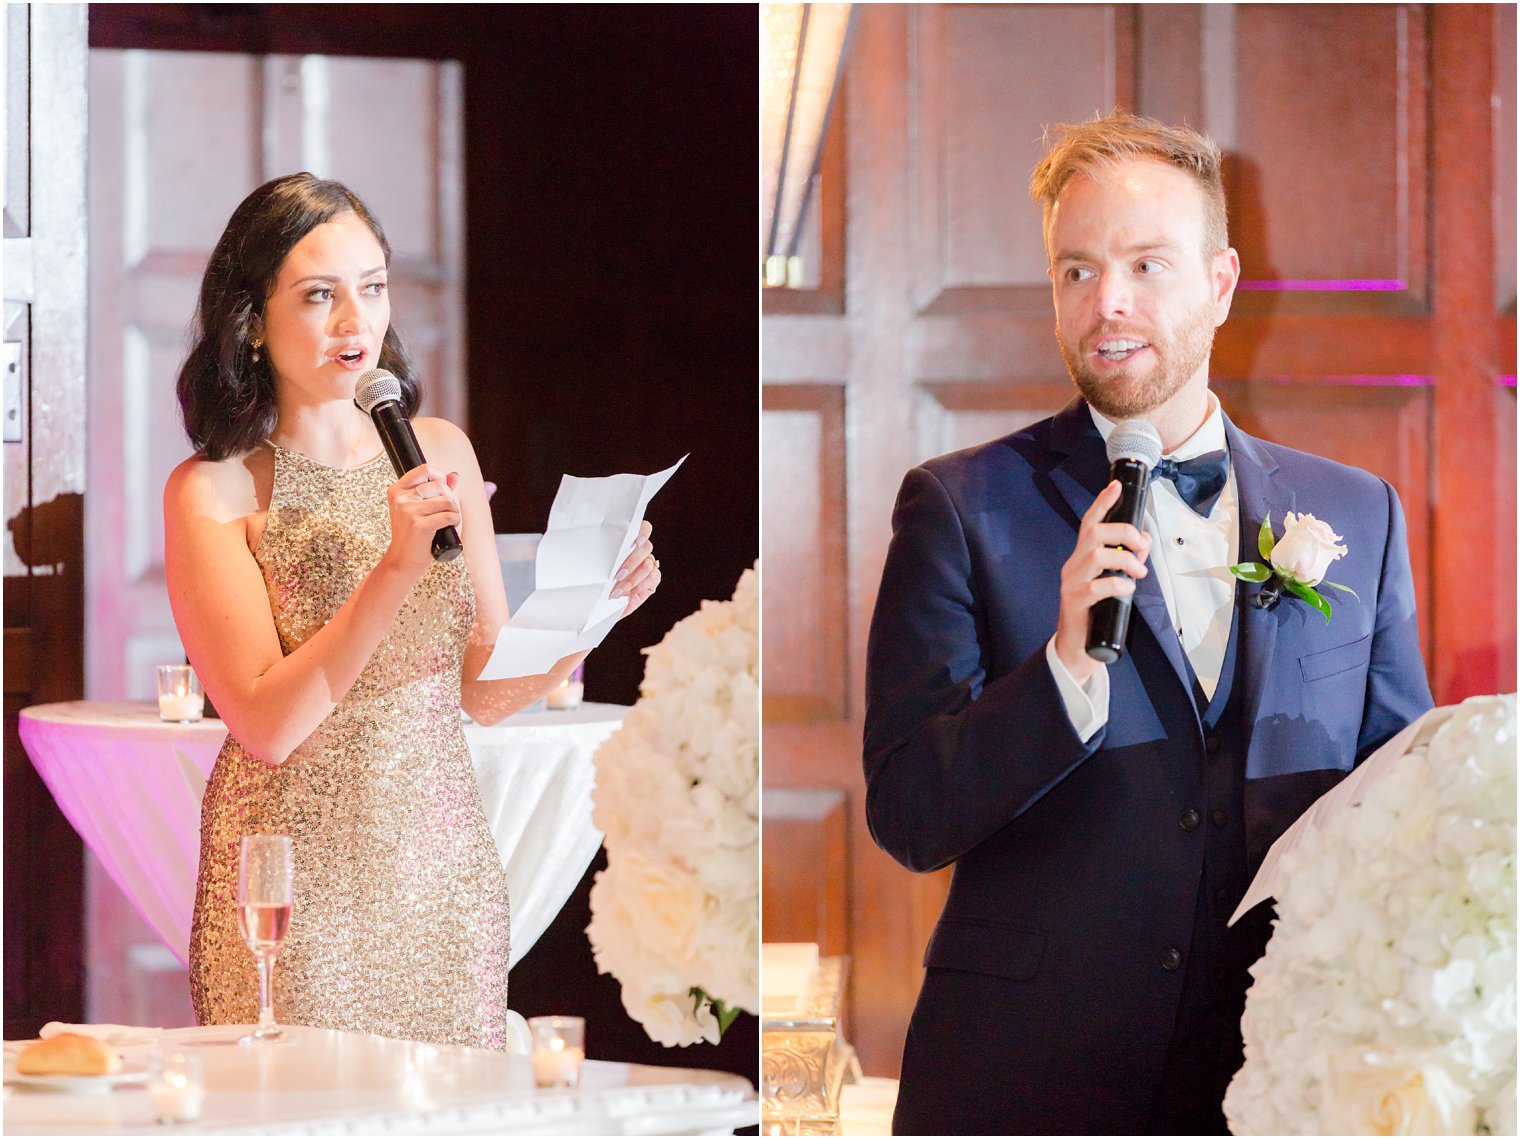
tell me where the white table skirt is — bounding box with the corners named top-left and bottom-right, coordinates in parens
top-left (2, 1024), bottom-right (756, 1135)
top-left (17, 701), bottom-right (626, 969)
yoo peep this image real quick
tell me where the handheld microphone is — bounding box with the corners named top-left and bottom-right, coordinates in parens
top-left (354, 368), bottom-right (463, 563)
top-left (1085, 419), bottom-right (1162, 663)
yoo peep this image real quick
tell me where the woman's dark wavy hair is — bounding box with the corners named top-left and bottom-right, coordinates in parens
top-left (177, 172), bottom-right (421, 461)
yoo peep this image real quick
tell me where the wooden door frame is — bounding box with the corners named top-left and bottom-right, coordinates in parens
top-left (3, 1), bottom-right (90, 1037)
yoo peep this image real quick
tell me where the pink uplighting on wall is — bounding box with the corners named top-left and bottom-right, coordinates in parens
top-left (1248, 375), bottom-right (1431, 387)
top-left (1234, 279), bottom-right (1406, 291)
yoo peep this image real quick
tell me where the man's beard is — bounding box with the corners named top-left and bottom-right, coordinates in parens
top-left (1058, 303), bottom-right (1216, 420)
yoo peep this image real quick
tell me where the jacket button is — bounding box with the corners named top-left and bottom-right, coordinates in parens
top-left (1179, 809), bottom-right (1201, 831)
top-left (1161, 948), bottom-right (1184, 971)
top-left (1205, 734), bottom-right (1221, 755)
top-left (1211, 808), bottom-right (1228, 828)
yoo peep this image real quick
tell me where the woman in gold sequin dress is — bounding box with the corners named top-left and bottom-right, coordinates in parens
top-left (165, 174), bottom-right (660, 1050)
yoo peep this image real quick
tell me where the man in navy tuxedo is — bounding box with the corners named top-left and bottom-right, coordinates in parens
top-left (863, 113), bottom-right (1433, 1134)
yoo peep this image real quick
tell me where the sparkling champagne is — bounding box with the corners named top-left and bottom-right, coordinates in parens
top-left (239, 902), bottom-right (291, 954)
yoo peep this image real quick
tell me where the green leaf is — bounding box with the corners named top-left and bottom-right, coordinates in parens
top-left (690, 988), bottom-right (743, 1037)
top-left (712, 998), bottom-right (742, 1035)
top-left (1320, 579), bottom-right (1360, 601)
top-left (1229, 562), bottom-right (1273, 582)
top-left (1257, 514), bottom-right (1276, 561)
top-left (1283, 578), bottom-right (1333, 624)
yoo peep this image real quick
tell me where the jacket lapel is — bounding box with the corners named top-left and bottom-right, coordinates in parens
top-left (1046, 398), bottom-right (1193, 700)
top-left (1224, 416), bottom-right (1296, 751)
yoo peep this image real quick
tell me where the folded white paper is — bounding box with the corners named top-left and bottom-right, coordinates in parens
top-left (1229, 704), bottom-right (1456, 926)
top-left (477, 456), bottom-right (686, 679)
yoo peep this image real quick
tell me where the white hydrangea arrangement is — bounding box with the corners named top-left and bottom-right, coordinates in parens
top-left (586, 565), bottom-right (759, 1046)
top-left (1225, 694), bottom-right (1516, 1135)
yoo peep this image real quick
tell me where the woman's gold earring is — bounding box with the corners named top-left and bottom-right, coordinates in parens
top-left (251, 338), bottom-right (262, 364)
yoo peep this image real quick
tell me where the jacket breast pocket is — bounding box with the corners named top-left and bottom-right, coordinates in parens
top-left (923, 917), bottom-right (1046, 981)
top-left (1298, 634), bottom-right (1372, 683)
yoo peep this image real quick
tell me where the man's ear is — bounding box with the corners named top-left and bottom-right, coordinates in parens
top-left (1212, 247), bottom-right (1241, 327)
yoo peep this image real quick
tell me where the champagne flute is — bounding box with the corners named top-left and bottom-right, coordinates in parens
top-left (237, 834), bottom-right (293, 1042)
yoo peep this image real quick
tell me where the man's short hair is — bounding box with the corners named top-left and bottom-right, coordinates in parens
top-left (1029, 111), bottom-right (1229, 258)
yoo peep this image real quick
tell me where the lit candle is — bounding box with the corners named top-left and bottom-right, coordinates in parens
top-left (545, 680), bottom-right (584, 711)
top-left (157, 664), bottom-right (204, 723)
top-left (158, 693), bottom-right (204, 723)
top-left (532, 1037), bottom-right (585, 1087)
top-left (148, 1065), bottom-right (203, 1123)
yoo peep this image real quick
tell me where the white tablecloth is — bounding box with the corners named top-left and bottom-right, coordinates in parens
top-left (17, 701), bottom-right (625, 969)
top-left (2, 1023), bottom-right (756, 1135)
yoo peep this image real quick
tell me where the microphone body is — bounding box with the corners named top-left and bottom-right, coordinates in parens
top-left (1085, 418), bottom-right (1162, 664)
top-left (355, 371), bottom-right (463, 563)
top-left (1085, 458), bottom-right (1151, 662)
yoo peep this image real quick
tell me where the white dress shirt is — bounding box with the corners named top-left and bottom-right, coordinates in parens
top-left (1046, 393), bottom-right (1240, 742)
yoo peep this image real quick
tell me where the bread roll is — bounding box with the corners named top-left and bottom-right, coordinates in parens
top-left (14, 1032), bottom-right (122, 1076)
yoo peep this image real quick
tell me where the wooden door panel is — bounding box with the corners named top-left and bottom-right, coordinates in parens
top-left (313, 58), bottom-right (445, 262)
top-left (124, 52), bottom-right (264, 272)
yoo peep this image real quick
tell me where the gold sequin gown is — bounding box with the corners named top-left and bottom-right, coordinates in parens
top-left (189, 445), bottom-right (512, 1049)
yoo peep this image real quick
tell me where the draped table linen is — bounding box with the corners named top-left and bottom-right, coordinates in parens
top-left (2, 1023), bottom-right (756, 1135)
top-left (17, 701), bottom-right (624, 968)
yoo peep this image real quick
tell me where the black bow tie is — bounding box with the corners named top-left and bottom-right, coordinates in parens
top-left (1153, 450), bottom-right (1229, 517)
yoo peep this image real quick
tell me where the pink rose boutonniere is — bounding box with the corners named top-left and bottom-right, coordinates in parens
top-left (1230, 512), bottom-right (1358, 623)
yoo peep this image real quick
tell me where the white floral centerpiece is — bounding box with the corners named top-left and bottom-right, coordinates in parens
top-left (586, 565), bottom-right (759, 1046)
top-left (1225, 694), bottom-right (1517, 1135)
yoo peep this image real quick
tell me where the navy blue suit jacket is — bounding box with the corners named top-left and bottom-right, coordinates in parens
top-left (863, 398), bottom-right (1432, 1133)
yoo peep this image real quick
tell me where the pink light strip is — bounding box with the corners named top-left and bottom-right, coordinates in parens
top-left (1499, 375), bottom-right (1517, 387)
top-left (1235, 279), bottom-right (1406, 291)
top-left (1248, 375), bottom-right (1431, 386)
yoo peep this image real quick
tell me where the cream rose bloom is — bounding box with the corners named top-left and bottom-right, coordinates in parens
top-left (1270, 511), bottom-right (1348, 586)
top-left (1224, 696), bottom-right (1516, 1135)
top-left (1323, 1049), bottom-right (1478, 1135)
top-left (586, 565), bottom-right (759, 1047)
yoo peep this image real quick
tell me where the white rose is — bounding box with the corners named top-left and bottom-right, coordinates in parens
top-left (1270, 511), bottom-right (1348, 586)
top-left (606, 852), bottom-right (705, 969)
top-left (1322, 1047), bottom-right (1478, 1135)
top-left (619, 980), bottom-right (721, 1048)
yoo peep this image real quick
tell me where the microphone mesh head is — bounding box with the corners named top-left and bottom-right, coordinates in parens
top-left (353, 369), bottom-right (403, 414)
top-left (1106, 419), bottom-right (1163, 470)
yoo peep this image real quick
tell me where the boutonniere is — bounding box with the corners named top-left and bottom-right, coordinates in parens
top-left (1230, 512), bottom-right (1358, 622)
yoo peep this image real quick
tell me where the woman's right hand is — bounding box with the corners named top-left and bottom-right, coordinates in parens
top-left (382, 464), bottom-right (462, 580)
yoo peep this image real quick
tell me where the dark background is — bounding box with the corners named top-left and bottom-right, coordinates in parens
top-left (84, 2), bottom-right (759, 1083)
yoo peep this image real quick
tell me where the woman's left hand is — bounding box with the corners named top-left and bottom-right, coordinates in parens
top-left (611, 520), bottom-right (660, 618)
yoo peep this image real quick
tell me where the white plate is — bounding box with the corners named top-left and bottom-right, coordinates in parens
top-left (5, 1068), bottom-right (147, 1094)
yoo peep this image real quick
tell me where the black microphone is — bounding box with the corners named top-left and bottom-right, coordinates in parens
top-left (1086, 419), bottom-right (1162, 663)
top-left (354, 368), bottom-right (463, 563)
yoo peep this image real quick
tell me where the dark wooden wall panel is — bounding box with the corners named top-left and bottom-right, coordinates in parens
top-left (1232, 5), bottom-right (1426, 307)
top-left (761, 789), bottom-right (849, 958)
top-left (1217, 380), bottom-right (1433, 661)
top-left (915, 381), bottom-right (1072, 462)
top-left (911, 4), bottom-right (1136, 314)
top-left (761, 385), bottom-right (848, 721)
